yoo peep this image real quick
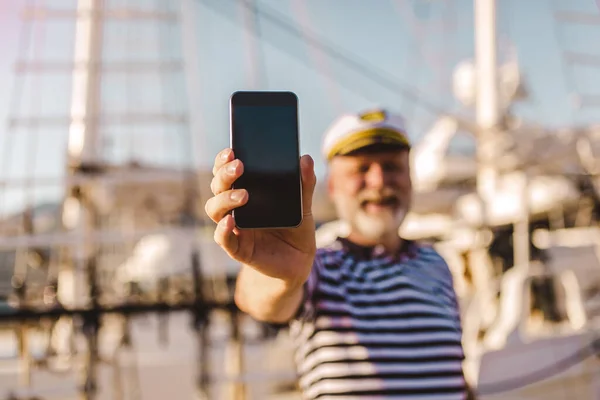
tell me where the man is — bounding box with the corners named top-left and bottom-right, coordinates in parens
top-left (205, 109), bottom-right (469, 399)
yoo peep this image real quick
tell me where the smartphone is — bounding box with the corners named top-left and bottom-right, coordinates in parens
top-left (229, 91), bottom-right (303, 229)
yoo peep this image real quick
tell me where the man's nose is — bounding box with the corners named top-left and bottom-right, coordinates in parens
top-left (365, 164), bottom-right (385, 188)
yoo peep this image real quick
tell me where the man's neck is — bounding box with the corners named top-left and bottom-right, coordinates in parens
top-left (346, 232), bottom-right (403, 255)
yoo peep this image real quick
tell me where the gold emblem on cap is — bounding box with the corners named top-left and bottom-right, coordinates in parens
top-left (358, 109), bottom-right (387, 122)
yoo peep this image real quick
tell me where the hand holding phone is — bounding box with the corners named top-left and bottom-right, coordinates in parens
top-left (203, 91), bottom-right (317, 289)
top-left (205, 148), bottom-right (317, 288)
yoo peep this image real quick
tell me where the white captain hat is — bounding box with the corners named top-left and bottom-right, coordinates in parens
top-left (321, 108), bottom-right (411, 161)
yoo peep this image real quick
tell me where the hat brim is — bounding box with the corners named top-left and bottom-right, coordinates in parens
top-left (326, 127), bottom-right (410, 160)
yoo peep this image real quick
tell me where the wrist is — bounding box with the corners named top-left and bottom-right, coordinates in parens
top-left (276, 276), bottom-right (306, 297)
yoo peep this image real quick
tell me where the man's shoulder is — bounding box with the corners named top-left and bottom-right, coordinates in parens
top-left (315, 239), bottom-right (347, 264)
top-left (413, 241), bottom-right (445, 261)
top-left (412, 241), bottom-right (454, 283)
top-left (316, 238), bottom-right (344, 252)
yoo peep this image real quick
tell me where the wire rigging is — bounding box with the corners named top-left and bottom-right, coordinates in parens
top-left (1, 0), bottom-right (37, 218)
top-left (239, 0), bottom-right (267, 88)
top-left (291, 0), bottom-right (345, 115)
top-left (390, 0), bottom-right (434, 124)
top-left (549, 0), bottom-right (580, 119)
top-left (202, 0), bottom-right (471, 124)
top-left (23, 0), bottom-right (46, 210)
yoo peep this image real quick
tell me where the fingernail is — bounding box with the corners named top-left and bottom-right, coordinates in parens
top-left (226, 163), bottom-right (237, 175)
top-left (221, 149), bottom-right (230, 160)
top-left (230, 190), bottom-right (244, 202)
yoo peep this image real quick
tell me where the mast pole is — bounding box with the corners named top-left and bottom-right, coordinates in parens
top-left (64, 1), bottom-right (105, 399)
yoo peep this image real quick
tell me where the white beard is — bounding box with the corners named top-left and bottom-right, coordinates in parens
top-left (332, 191), bottom-right (409, 242)
top-left (351, 207), bottom-right (408, 241)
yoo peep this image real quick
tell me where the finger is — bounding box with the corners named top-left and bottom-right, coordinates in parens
top-left (210, 159), bottom-right (244, 195)
top-left (212, 148), bottom-right (234, 176)
top-left (213, 214), bottom-right (239, 257)
top-left (204, 189), bottom-right (248, 223)
top-left (300, 154), bottom-right (317, 215)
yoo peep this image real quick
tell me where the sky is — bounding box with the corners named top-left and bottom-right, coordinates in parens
top-left (1, 0), bottom-right (600, 215)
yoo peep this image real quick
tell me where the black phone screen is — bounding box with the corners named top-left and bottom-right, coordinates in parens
top-left (230, 91), bottom-right (302, 229)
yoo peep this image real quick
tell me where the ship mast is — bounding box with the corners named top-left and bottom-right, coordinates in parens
top-left (67, 0), bottom-right (104, 167)
top-left (62, 1), bottom-right (105, 398)
top-left (474, 0), bottom-right (499, 207)
top-left (474, 0), bottom-right (530, 272)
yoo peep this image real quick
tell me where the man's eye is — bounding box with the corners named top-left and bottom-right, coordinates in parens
top-left (357, 165), bottom-right (370, 173)
top-left (383, 162), bottom-right (401, 172)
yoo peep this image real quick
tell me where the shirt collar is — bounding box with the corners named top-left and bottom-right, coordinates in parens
top-left (336, 236), bottom-right (418, 260)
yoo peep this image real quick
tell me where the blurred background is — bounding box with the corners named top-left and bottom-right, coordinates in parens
top-left (1, 0), bottom-right (600, 399)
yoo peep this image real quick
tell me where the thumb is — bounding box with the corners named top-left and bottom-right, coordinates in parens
top-left (300, 154), bottom-right (317, 215)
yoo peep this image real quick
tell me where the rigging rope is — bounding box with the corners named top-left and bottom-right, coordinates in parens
top-left (549, 0), bottom-right (579, 119)
top-left (157, 0), bottom-right (172, 166)
top-left (440, 0), bottom-right (459, 95)
top-left (290, 0), bottom-right (345, 115)
top-left (23, 0), bottom-right (46, 209)
top-left (239, 0), bottom-right (265, 88)
top-left (203, 0), bottom-right (472, 125)
top-left (1, 0), bottom-right (36, 218)
top-left (126, 0), bottom-right (134, 163)
top-left (390, 0), bottom-right (434, 123)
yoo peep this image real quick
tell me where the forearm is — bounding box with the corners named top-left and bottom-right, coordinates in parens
top-left (234, 264), bottom-right (304, 324)
top-left (466, 384), bottom-right (477, 400)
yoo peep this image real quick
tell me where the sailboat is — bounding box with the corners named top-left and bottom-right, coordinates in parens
top-left (0, 1), bottom-right (285, 399)
top-left (2, 0), bottom-right (600, 399)
top-left (314, 1), bottom-right (600, 399)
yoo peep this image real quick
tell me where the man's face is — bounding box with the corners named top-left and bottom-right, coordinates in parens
top-left (328, 148), bottom-right (412, 243)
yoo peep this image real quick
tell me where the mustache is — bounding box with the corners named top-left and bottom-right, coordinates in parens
top-left (357, 189), bottom-right (401, 205)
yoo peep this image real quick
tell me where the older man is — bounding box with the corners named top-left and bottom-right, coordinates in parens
top-left (205, 109), bottom-right (468, 399)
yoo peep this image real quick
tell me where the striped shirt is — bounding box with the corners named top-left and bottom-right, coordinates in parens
top-left (289, 237), bottom-right (467, 400)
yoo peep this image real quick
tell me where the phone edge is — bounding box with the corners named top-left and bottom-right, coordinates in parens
top-left (228, 91), bottom-right (304, 230)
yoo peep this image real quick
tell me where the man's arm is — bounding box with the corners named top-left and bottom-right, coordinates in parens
top-left (465, 384), bottom-right (478, 400)
top-left (234, 264), bottom-right (305, 324)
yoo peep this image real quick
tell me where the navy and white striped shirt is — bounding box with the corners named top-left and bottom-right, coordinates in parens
top-left (289, 238), bottom-right (467, 400)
